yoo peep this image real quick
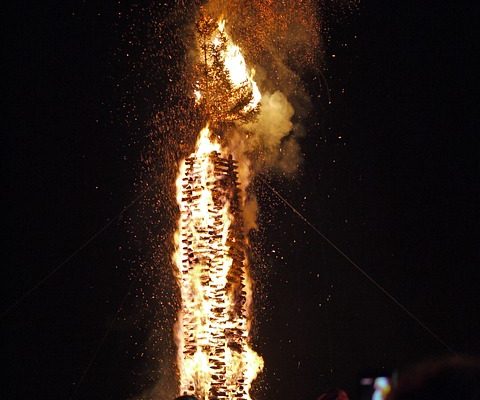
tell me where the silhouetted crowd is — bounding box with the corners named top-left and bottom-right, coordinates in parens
top-left (386, 355), bottom-right (480, 400)
top-left (174, 355), bottom-right (480, 400)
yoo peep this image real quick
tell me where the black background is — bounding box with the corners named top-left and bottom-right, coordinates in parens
top-left (3, 1), bottom-right (477, 400)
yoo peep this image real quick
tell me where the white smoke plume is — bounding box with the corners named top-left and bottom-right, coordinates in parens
top-left (227, 89), bottom-right (306, 230)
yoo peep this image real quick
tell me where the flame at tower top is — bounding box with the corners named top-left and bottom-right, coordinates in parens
top-left (174, 127), bottom-right (263, 400)
top-left (194, 11), bottom-right (261, 125)
top-left (173, 9), bottom-right (264, 400)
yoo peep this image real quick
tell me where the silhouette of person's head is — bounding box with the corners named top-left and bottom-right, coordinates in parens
top-left (389, 355), bottom-right (480, 400)
top-left (318, 388), bottom-right (350, 400)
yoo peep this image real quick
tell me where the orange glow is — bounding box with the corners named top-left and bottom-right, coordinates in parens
top-left (217, 19), bottom-right (261, 113)
top-left (194, 16), bottom-right (262, 123)
top-left (174, 126), bottom-right (263, 399)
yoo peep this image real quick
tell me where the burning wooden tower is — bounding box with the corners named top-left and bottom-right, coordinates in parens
top-left (173, 12), bottom-right (263, 400)
top-left (175, 127), bottom-right (257, 399)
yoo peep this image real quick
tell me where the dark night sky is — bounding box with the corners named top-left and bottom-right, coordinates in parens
top-left (2, 1), bottom-right (477, 400)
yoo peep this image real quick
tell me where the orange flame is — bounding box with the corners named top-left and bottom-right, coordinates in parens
top-left (217, 19), bottom-right (261, 113)
top-left (174, 126), bottom-right (263, 399)
top-left (195, 17), bottom-right (262, 121)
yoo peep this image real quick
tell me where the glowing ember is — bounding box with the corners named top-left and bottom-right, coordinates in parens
top-left (174, 126), bottom-right (263, 399)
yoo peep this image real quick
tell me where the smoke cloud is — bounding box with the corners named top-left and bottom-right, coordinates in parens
top-left (200, 0), bottom-right (321, 162)
top-left (247, 91), bottom-right (293, 151)
top-left (226, 90), bottom-right (305, 230)
top-left (197, 1), bottom-right (322, 231)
